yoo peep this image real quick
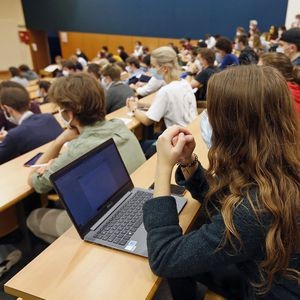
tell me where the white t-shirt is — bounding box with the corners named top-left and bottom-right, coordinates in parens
top-left (146, 80), bottom-right (198, 128)
top-left (136, 77), bottom-right (165, 97)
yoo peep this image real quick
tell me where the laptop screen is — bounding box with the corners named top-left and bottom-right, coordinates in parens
top-left (51, 140), bottom-right (130, 228)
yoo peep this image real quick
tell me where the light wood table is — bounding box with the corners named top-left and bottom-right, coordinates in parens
top-left (0, 143), bottom-right (51, 213)
top-left (5, 116), bottom-right (208, 300)
top-left (40, 103), bottom-right (58, 114)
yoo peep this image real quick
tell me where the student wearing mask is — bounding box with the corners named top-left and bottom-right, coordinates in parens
top-left (133, 41), bottom-right (143, 58)
top-left (19, 64), bottom-right (38, 81)
top-left (143, 65), bottom-right (300, 299)
top-left (278, 28), bottom-right (300, 66)
top-left (0, 81), bottom-right (41, 137)
top-left (61, 60), bottom-right (77, 77)
top-left (190, 48), bottom-right (218, 100)
top-left (27, 73), bottom-right (145, 243)
top-left (215, 37), bottom-right (239, 69)
top-left (127, 46), bottom-right (197, 128)
top-left (0, 84), bottom-right (62, 164)
top-left (75, 48), bottom-right (89, 62)
top-left (236, 35), bottom-right (259, 65)
top-left (125, 56), bottom-right (145, 84)
top-left (259, 52), bottom-right (300, 117)
top-left (9, 67), bottom-right (29, 87)
top-left (101, 64), bottom-right (134, 113)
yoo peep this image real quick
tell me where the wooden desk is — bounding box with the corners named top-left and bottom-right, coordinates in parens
top-left (0, 143), bottom-right (51, 213)
top-left (40, 103), bottom-right (58, 114)
top-left (5, 116), bottom-right (208, 300)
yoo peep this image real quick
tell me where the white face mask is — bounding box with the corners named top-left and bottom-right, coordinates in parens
top-left (125, 66), bottom-right (132, 73)
top-left (249, 41), bottom-right (254, 48)
top-left (101, 77), bottom-right (111, 89)
top-left (59, 108), bottom-right (73, 128)
top-left (199, 110), bottom-right (212, 149)
top-left (62, 70), bottom-right (69, 77)
top-left (276, 46), bottom-right (284, 53)
top-left (194, 59), bottom-right (203, 72)
top-left (3, 110), bottom-right (18, 125)
top-left (215, 53), bottom-right (223, 64)
top-left (76, 50), bottom-right (81, 55)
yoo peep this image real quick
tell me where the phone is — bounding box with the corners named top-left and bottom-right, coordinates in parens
top-left (24, 152), bottom-right (43, 167)
top-left (148, 183), bottom-right (186, 197)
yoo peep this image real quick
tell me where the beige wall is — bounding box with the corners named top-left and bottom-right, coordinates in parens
top-left (0, 0), bottom-right (32, 70)
top-left (285, 0), bottom-right (300, 29)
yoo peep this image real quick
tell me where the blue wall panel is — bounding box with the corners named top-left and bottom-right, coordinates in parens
top-left (21, 0), bottom-right (288, 39)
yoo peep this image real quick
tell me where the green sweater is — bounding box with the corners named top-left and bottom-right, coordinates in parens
top-left (32, 119), bottom-right (145, 194)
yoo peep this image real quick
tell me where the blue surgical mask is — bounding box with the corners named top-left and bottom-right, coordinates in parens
top-left (150, 68), bottom-right (164, 80)
top-left (215, 53), bottom-right (223, 65)
top-left (199, 110), bottom-right (212, 149)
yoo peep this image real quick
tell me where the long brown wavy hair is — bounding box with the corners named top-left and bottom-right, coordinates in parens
top-left (205, 65), bottom-right (300, 293)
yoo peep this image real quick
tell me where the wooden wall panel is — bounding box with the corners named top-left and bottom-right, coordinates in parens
top-left (60, 32), bottom-right (200, 61)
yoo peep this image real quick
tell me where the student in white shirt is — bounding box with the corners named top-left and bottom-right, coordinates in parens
top-left (127, 46), bottom-right (197, 128)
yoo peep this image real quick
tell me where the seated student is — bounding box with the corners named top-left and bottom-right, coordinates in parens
top-left (98, 46), bottom-right (114, 62)
top-left (143, 65), bottom-right (300, 299)
top-left (117, 46), bottom-right (129, 62)
top-left (130, 55), bottom-right (165, 97)
top-left (236, 35), bottom-right (259, 65)
top-left (215, 37), bottom-right (239, 69)
top-left (101, 64), bottom-right (134, 113)
top-left (0, 81), bottom-right (41, 137)
top-left (75, 48), bottom-right (89, 62)
top-left (26, 73), bottom-right (145, 243)
top-left (86, 63), bottom-right (101, 85)
top-left (127, 46), bottom-right (197, 128)
top-left (0, 84), bottom-right (62, 164)
top-left (19, 64), bottom-right (38, 81)
top-left (9, 67), bottom-right (29, 87)
top-left (259, 52), bottom-right (300, 117)
top-left (133, 41), bottom-right (143, 58)
top-left (38, 80), bottom-right (51, 103)
top-left (250, 34), bottom-right (269, 56)
top-left (190, 48), bottom-right (218, 99)
top-left (125, 56), bottom-right (145, 84)
top-left (278, 28), bottom-right (300, 66)
top-left (61, 60), bottom-right (77, 77)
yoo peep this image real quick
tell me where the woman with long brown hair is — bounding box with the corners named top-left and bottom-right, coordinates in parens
top-left (143, 65), bottom-right (300, 299)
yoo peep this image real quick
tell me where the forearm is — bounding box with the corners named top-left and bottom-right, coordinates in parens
top-left (134, 109), bottom-right (154, 126)
top-left (35, 138), bottom-right (64, 165)
top-left (154, 164), bottom-right (172, 198)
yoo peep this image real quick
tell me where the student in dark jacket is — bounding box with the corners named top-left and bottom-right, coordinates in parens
top-left (101, 64), bottom-right (134, 113)
top-left (0, 85), bottom-right (62, 164)
top-left (143, 65), bottom-right (300, 299)
top-left (117, 46), bottom-right (129, 62)
top-left (215, 37), bottom-right (239, 69)
top-left (0, 81), bottom-right (41, 133)
top-left (236, 35), bottom-right (259, 65)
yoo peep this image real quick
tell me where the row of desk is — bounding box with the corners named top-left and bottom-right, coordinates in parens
top-left (1, 93), bottom-right (209, 299)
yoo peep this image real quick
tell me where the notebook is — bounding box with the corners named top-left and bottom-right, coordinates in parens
top-left (50, 138), bottom-right (187, 257)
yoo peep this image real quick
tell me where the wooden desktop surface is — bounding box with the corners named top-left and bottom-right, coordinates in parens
top-left (5, 116), bottom-right (208, 300)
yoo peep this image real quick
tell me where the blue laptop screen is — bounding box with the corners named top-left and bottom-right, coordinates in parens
top-left (52, 142), bottom-right (130, 227)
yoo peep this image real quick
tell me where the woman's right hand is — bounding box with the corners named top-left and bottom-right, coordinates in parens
top-left (156, 125), bottom-right (196, 170)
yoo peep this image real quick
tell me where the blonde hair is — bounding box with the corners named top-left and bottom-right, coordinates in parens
top-left (151, 46), bottom-right (181, 82)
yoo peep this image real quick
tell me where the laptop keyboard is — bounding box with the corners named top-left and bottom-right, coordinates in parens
top-left (93, 190), bottom-right (152, 246)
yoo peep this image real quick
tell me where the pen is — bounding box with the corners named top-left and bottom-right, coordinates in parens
top-left (29, 163), bottom-right (49, 168)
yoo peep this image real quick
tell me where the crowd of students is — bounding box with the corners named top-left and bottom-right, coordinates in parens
top-left (0, 17), bottom-right (300, 299)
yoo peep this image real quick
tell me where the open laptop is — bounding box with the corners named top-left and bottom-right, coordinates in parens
top-left (49, 138), bottom-right (187, 257)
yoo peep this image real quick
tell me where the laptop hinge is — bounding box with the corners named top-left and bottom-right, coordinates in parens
top-left (90, 191), bottom-right (133, 231)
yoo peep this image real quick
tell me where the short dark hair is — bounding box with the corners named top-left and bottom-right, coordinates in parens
top-left (19, 64), bottom-right (30, 72)
top-left (101, 64), bottom-right (121, 81)
top-left (215, 37), bottom-right (233, 54)
top-left (87, 63), bottom-right (101, 79)
top-left (142, 54), bottom-right (151, 67)
top-left (237, 35), bottom-right (249, 46)
top-left (62, 60), bottom-right (76, 71)
top-left (49, 73), bottom-right (106, 125)
top-left (0, 84), bottom-right (30, 112)
top-left (38, 80), bottom-right (51, 92)
top-left (199, 48), bottom-right (215, 66)
top-left (118, 46), bottom-right (124, 51)
top-left (126, 56), bottom-right (140, 68)
top-left (102, 46), bottom-right (108, 52)
top-left (9, 67), bottom-right (20, 77)
top-left (136, 41), bottom-right (142, 46)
